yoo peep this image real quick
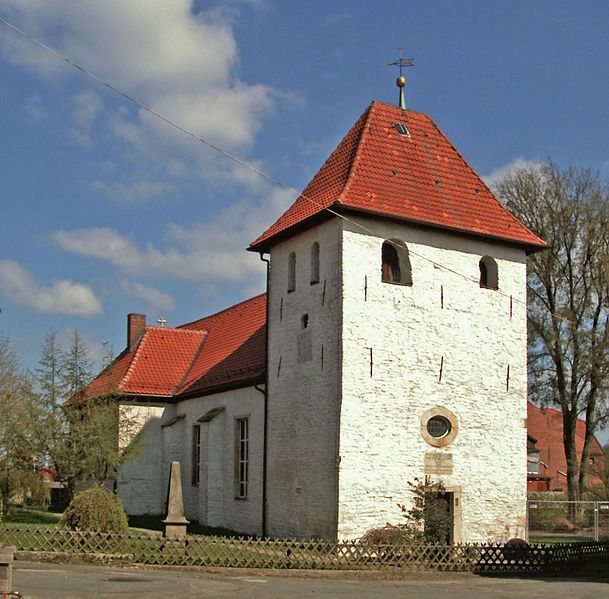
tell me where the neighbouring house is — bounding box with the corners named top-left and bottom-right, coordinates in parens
top-left (82, 98), bottom-right (546, 542)
top-left (527, 403), bottom-right (605, 493)
top-left (39, 467), bottom-right (68, 511)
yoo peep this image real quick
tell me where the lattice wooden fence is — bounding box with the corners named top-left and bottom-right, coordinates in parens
top-left (1, 526), bottom-right (608, 574)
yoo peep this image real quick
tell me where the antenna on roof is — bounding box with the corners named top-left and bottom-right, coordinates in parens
top-left (387, 48), bottom-right (414, 110)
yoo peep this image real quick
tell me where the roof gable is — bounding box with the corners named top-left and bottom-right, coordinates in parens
top-left (250, 101), bottom-right (546, 252)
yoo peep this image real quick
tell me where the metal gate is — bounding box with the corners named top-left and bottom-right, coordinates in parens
top-left (527, 500), bottom-right (609, 542)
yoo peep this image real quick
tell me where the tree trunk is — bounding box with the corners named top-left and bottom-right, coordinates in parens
top-left (563, 411), bottom-right (580, 505)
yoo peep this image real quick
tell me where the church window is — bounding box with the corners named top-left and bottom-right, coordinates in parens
top-left (235, 418), bottom-right (249, 499)
top-left (426, 416), bottom-right (451, 439)
top-left (191, 425), bottom-right (201, 486)
top-left (381, 240), bottom-right (413, 285)
top-left (288, 252), bottom-right (296, 293)
top-left (479, 256), bottom-right (498, 289)
top-left (310, 242), bottom-right (320, 285)
top-left (421, 406), bottom-right (458, 448)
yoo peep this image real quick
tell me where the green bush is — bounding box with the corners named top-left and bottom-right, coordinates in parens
top-left (62, 487), bottom-right (128, 534)
top-left (360, 524), bottom-right (421, 546)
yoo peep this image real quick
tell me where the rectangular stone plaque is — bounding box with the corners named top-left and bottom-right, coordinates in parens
top-left (424, 452), bottom-right (453, 475)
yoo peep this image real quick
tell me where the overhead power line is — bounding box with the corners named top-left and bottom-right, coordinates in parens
top-left (0, 16), bottom-right (558, 321)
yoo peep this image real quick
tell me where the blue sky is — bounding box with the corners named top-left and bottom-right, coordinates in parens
top-left (1, 0), bottom-right (608, 375)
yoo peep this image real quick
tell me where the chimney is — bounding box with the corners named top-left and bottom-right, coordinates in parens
top-left (127, 313), bottom-right (146, 351)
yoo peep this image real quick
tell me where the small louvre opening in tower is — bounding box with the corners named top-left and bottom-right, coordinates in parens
top-left (394, 122), bottom-right (410, 136)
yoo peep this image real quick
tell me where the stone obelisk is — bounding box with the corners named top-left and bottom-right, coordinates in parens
top-left (163, 461), bottom-right (189, 541)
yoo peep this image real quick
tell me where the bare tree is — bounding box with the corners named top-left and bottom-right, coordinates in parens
top-left (494, 163), bottom-right (609, 501)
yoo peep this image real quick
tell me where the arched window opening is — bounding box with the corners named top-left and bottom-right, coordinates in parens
top-left (381, 240), bottom-right (413, 286)
top-left (479, 256), bottom-right (498, 289)
top-left (288, 252), bottom-right (296, 293)
top-left (310, 242), bottom-right (320, 285)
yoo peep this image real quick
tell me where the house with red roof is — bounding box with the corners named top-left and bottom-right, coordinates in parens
top-left (84, 97), bottom-right (545, 542)
top-left (527, 403), bottom-right (604, 493)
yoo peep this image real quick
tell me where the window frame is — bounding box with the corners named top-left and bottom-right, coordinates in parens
top-left (479, 256), bottom-right (499, 290)
top-left (235, 417), bottom-right (249, 499)
top-left (287, 252), bottom-right (296, 293)
top-left (381, 240), bottom-right (413, 286)
top-left (310, 242), bottom-right (320, 285)
top-left (191, 424), bottom-right (201, 486)
top-left (420, 406), bottom-right (458, 448)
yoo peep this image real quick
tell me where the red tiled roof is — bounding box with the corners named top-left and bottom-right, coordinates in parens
top-left (250, 101), bottom-right (546, 252)
top-left (81, 294), bottom-right (266, 402)
top-left (176, 293), bottom-right (266, 396)
top-left (527, 403), bottom-right (604, 491)
top-left (80, 349), bottom-right (133, 401)
top-left (121, 327), bottom-right (206, 396)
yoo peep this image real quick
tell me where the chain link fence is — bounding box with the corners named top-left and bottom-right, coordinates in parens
top-left (527, 500), bottom-right (609, 542)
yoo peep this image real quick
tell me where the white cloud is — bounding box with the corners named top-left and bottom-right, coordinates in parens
top-left (121, 280), bottom-right (175, 313)
top-left (483, 158), bottom-right (544, 190)
top-left (0, 1), bottom-right (283, 159)
top-left (69, 89), bottom-right (102, 146)
top-left (91, 179), bottom-right (175, 203)
top-left (0, 259), bottom-right (102, 316)
top-left (24, 94), bottom-right (48, 120)
top-left (50, 186), bottom-right (295, 288)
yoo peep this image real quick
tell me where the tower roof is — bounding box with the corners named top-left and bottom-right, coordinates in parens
top-left (249, 100), bottom-right (546, 252)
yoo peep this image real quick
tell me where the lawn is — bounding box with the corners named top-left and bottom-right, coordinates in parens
top-left (127, 514), bottom-right (247, 538)
top-left (2, 508), bottom-right (245, 538)
top-left (3, 506), bottom-right (62, 527)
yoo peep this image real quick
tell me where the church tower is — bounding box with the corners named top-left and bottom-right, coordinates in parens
top-left (249, 100), bottom-right (545, 542)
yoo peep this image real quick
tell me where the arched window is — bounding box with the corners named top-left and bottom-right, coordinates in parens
top-left (479, 256), bottom-right (498, 289)
top-left (288, 252), bottom-right (296, 292)
top-left (310, 242), bottom-right (320, 285)
top-left (381, 240), bottom-right (412, 286)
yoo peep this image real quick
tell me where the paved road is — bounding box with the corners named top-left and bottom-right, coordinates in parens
top-left (10, 560), bottom-right (609, 598)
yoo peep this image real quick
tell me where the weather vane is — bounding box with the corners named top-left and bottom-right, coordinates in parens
top-left (387, 48), bottom-right (414, 110)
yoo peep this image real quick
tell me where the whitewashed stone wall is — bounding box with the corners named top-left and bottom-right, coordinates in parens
top-left (172, 387), bottom-right (264, 536)
top-left (117, 213), bottom-right (529, 542)
top-left (117, 404), bottom-right (166, 515)
top-left (266, 219), bottom-right (343, 539)
top-left (117, 387), bottom-right (263, 536)
top-left (338, 218), bottom-right (528, 542)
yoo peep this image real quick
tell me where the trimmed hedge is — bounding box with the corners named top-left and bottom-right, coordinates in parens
top-left (62, 487), bottom-right (128, 534)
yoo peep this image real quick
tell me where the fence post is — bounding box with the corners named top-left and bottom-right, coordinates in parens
top-left (0, 545), bottom-right (15, 594)
top-left (594, 504), bottom-right (599, 542)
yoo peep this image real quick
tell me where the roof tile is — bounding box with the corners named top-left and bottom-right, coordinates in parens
top-left (81, 294), bottom-right (266, 401)
top-left (250, 101), bottom-right (546, 251)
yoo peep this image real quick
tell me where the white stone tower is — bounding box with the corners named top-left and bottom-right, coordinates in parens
top-left (249, 100), bottom-right (545, 542)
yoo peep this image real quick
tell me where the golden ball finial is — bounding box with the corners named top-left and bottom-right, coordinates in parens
top-left (396, 75), bottom-right (406, 88)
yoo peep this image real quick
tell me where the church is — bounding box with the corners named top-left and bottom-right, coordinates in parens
top-left (83, 94), bottom-right (546, 543)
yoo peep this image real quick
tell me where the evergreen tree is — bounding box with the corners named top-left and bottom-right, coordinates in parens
top-left (33, 330), bottom-right (97, 499)
top-left (60, 330), bottom-right (93, 399)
